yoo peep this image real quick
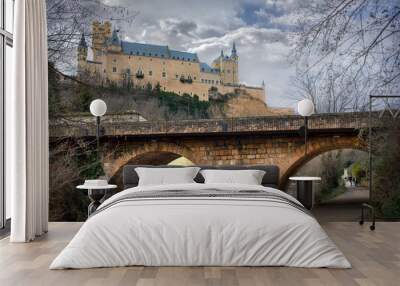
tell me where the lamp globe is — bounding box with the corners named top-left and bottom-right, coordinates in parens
top-left (90, 99), bottom-right (107, 117)
top-left (297, 99), bottom-right (315, 117)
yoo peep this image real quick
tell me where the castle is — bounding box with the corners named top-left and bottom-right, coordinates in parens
top-left (77, 21), bottom-right (265, 101)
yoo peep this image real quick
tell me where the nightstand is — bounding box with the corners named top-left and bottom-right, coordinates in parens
top-left (289, 177), bottom-right (321, 210)
top-left (77, 184), bottom-right (117, 216)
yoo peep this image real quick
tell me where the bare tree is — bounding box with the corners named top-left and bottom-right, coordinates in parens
top-left (47, 0), bottom-right (138, 73)
top-left (294, 0), bottom-right (400, 113)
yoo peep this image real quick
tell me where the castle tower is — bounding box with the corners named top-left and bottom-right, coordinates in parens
top-left (77, 33), bottom-right (87, 74)
top-left (92, 21), bottom-right (112, 61)
top-left (230, 41), bottom-right (239, 84)
top-left (213, 42), bottom-right (239, 85)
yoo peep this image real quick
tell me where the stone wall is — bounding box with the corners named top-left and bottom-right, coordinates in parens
top-left (102, 133), bottom-right (364, 189)
top-left (50, 112), bottom-right (371, 138)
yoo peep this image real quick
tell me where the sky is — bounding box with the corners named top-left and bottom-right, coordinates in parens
top-left (104, 0), bottom-right (303, 108)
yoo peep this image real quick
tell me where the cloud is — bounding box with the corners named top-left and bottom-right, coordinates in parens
top-left (159, 18), bottom-right (198, 37)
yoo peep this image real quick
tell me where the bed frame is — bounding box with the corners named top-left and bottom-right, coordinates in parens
top-left (122, 165), bottom-right (280, 189)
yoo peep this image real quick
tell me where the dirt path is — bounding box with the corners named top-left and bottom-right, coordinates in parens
top-left (325, 186), bottom-right (369, 204)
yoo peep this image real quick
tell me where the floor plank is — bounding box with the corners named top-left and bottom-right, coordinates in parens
top-left (0, 222), bottom-right (399, 286)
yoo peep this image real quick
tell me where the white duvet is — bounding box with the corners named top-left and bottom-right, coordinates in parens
top-left (50, 183), bottom-right (351, 269)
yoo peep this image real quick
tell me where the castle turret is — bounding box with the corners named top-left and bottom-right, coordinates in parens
top-left (231, 41), bottom-right (237, 59)
top-left (77, 33), bottom-right (87, 74)
top-left (231, 42), bottom-right (239, 84)
top-left (108, 29), bottom-right (122, 53)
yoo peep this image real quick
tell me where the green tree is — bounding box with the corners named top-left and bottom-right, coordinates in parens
top-left (351, 162), bottom-right (365, 182)
top-left (146, 82), bottom-right (153, 92)
top-left (154, 82), bottom-right (161, 93)
top-left (371, 119), bottom-right (400, 217)
top-left (72, 85), bottom-right (93, 112)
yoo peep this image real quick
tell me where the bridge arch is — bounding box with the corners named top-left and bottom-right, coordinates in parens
top-left (280, 136), bottom-right (366, 188)
top-left (102, 141), bottom-right (196, 184)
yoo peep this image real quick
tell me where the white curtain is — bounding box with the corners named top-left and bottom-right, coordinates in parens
top-left (7, 0), bottom-right (49, 242)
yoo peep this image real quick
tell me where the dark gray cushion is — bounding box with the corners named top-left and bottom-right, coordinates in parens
top-left (123, 165), bottom-right (280, 189)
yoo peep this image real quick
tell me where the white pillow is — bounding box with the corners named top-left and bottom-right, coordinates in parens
top-left (135, 167), bottom-right (200, 186)
top-left (200, 169), bottom-right (266, 185)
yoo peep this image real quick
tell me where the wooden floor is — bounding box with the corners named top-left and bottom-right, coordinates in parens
top-left (0, 222), bottom-right (399, 286)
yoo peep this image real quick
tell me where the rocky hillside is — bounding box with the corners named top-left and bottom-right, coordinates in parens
top-left (209, 92), bottom-right (293, 118)
top-left (50, 67), bottom-right (292, 120)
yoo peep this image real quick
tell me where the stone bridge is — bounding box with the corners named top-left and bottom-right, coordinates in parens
top-left (50, 112), bottom-right (373, 188)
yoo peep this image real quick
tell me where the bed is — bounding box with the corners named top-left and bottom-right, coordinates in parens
top-left (50, 165), bottom-right (350, 269)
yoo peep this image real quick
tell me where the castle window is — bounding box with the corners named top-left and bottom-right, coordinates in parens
top-left (149, 71), bottom-right (152, 76)
top-left (176, 74), bottom-right (179, 79)
top-left (194, 76), bottom-right (196, 80)
top-left (162, 72), bottom-right (166, 77)
top-left (212, 80), bottom-right (214, 84)
top-left (104, 69), bottom-right (106, 73)
top-left (227, 69), bottom-right (231, 73)
top-left (113, 67), bottom-right (117, 73)
top-left (113, 58), bottom-right (116, 62)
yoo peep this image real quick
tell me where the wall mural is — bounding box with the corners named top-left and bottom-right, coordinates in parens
top-left (47, 0), bottom-right (400, 221)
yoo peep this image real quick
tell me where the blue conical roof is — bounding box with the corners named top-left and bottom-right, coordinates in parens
top-left (110, 29), bottom-right (121, 46)
top-left (79, 33), bottom-right (87, 49)
top-left (231, 41), bottom-right (237, 57)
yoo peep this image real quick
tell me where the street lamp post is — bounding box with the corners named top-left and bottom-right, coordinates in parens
top-left (90, 99), bottom-right (107, 159)
top-left (297, 99), bottom-right (315, 155)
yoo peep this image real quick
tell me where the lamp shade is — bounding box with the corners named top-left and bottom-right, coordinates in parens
top-left (90, 99), bottom-right (107, 117)
top-left (297, 99), bottom-right (315, 117)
